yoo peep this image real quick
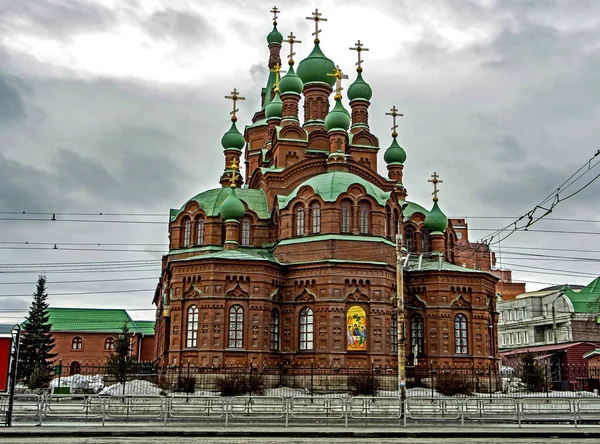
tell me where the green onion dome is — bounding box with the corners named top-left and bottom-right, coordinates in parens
top-left (324, 99), bottom-right (351, 132)
top-left (383, 136), bottom-right (407, 164)
top-left (219, 187), bottom-right (246, 220)
top-left (267, 25), bottom-right (283, 45)
top-left (347, 71), bottom-right (372, 101)
top-left (424, 201), bottom-right (448, 232)
top-left (297, 43), bottom-right (336, 87)
top-left (220, 121), bottom-right (245, 150)
top-left (279, 65), bottom-right (304, 95)
top-left (265, 90), bottom-right (283, 119)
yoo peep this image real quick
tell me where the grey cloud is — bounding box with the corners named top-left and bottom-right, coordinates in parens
top-left (0, 75), bottom-right (27, 122)
top-left (144, 8), bottom-right (217, 45)
top-left (0, 297), bottom-right (29, 311)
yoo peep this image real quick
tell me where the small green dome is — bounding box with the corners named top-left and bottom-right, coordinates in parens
top-left (424, 201), bottom-right (448, 232)
top-left (383, 137), bottom-right (407, 164)
top-left (279, 65), bottom-right (304, 95)
top-left (220, 122), bottom-right (245, 150)
top-left (325, 100), bottom-right (351, 131)
top-left (347, 72), bottom-right (372, 101)
top-left (219, 187), bottom-right (246, 220)
top-left (265, 90), bottom-right (283, 119)
top-left (297, 43), bottom-right (336, 87)
top-left (267, 25), bottom-right (283, 45)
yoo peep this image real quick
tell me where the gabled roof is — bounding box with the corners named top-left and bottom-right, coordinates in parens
top-left (564, 277), bottom-right (600, 313)
top-left (132, 320), bottom-right (156, 336)
top-left (502, 342), bottom-right (600, 357)
top-left (37, 308), bottom-right (155, 335)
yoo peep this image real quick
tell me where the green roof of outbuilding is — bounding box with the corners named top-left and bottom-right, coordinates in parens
top-left (279, 171), bottom-right (391, 209)
top-left (171, 187), bottom-right (270, 221)
top-left (42, 308), bottom-right (147, 334)
top-left (564, 277), bottom-right (600, 313)
top-left (132, 320), bottom-right (156, 336)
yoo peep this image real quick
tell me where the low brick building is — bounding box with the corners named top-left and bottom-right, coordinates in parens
top-left (45, 308), bottom-right (155, 374)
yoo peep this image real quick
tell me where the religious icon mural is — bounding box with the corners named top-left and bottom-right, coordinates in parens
top-left (346, 306), bottom-right (367, 351)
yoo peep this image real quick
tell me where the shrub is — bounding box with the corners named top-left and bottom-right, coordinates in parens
top-left (27, 365), bottom-right (51, 391)
top-left (177, 376), bottom-right (196, 394)
top-left (348, 372), bottom-right (379, 396)
top-left (217, 372), bottom-right (266, 396)
top-left (247, 373), bottom-right (266, 395)
top-left (519, 353), bottom-right (545, 392)
top-left (434, 371), bottom-right (473, 396)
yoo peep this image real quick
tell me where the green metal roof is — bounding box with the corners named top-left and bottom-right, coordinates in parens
top-left (171, 187), bottom-right (270, 221)
top-left (276, 233), bottom-right (396, 247)
top-left (279, 171), bottom-right (391, 209)
top-left (402, 201), bottom-right (429, 219)
top-left (405, 257), bottom-right (488, 274)
top-left (132, 320), bottom-right (156, 336)
top-left (171, 248), bottom-right (280, 264)
top-left (44, 308), bottom-right (145, 334)
top-left (564, 277), bottom-right (600, 313)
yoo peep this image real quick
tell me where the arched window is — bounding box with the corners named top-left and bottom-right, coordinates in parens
top-left (389, 211), bottom-right (396, 238)
top-left (341, 202), bottom-right (351, 233)
top-left (270, 308), bottom-right (280, 351)
top-left (454, 314), bottom-right (468, 354)
top-left (359, 202), bottom-right (370, 234)
top-left (411, 315), bottom-right (424, 355)
top-left (421, 229), bottom-right (430, 253)
top-left (241, 218), bottom-right (251, 246)
top-left (186, 305), bottom-right (199, 348)
top-left (299, 307), bottom-right (314, 350)
top-left (391, 312), bottom-right (398, 354)
top-left (70, 361), bottom-right (81, 375)
top-left (183, 219), bottom-right (191, 247)
top-left (487, 318), bottom-right (494, 356)
top-left (197, 217), bottom-right (205, 246)
top-left (296, 206), bottom-right (305, 236)
top-left (311, 203), bottom-right (321, 234)
top-left (71, 337), bottom-right (83, 350)
top-left (405, 229), bottom-right (415, 252)
top-left (228, 305), bottom-right (244, 348)
top-left (104, 337), bottom-right (115, 351)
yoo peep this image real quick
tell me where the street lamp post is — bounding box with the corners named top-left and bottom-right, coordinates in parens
top-left (396, 233), bottom-right (406, 402)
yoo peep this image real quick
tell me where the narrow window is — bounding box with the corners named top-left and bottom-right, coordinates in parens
top-left (104, 337), bottom-right (115, 351)
top-left (311, 203), bottom-right (321, 234)
top-left (183, 219), bottom-right (191, 247)
top-left (186, 305), bottom-right (199, 348)
top-left (70, 361), bottom-right (81, 375)
top-left (391, 312), bottom-right (398, 354)
top-left (389, 211), bottom-right (396, 238)
top-left (228, 305), bottom-right (244, 348)
top-left (341, 202), bottom-right (351, 233)
top-left (270, 309), bottom-right (280, 351)
top-left (359, 203), bottom-right (369, 234)
top-left (197, 218), bottom-right (205, 245)
top-left (71, 337), bottom-right (83, 350)
top-left (299, 307), bottom-right (314, 350)
top-left (296, 207), bottom-right (305, 236)
top-left (421, 229), bottom-right (430, 253)
top-left (411, 315), bottom-right (424, 355)
top-left (241, 218), bottom-right (251, 246)
top-left (454, 313), bottom-right (468, 354)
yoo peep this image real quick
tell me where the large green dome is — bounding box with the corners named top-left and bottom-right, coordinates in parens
top-left (347, 72), bottom-right (372, 101)
top-left (219, 187), bottom-right (246, 220)
top-left (383, 137), bottom-right (407, 164)
top-left (220, 122), bottom-right (245, 150)
top-left (265, 90), bottom-right (283, 119)
top-left (297, 43), bottom-right (336, 87)
top-left (279, 65), bottom-right (304, 95)
top-left (266, 25), bottom-right (283, 45)
top-left (424, 201), bottom-right (448, 232)
top-left (324, 100), bottom-right (351, 131)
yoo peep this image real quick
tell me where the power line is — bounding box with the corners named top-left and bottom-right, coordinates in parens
top-left (0, 277), bottom-right (157, 285)
top-left (0, 288), bottom-right (156, 297)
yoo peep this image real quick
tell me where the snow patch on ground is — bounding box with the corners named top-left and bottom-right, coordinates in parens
top-left (99, 379), bottom-right (162, 396)
top-left (50, 374), bottom-right (104, 392)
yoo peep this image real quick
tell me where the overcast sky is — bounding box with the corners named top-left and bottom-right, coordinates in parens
top-left (1, 0), bottom-right (599, 323)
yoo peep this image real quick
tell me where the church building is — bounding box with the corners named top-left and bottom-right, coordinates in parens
top-left (153, 8), bottom-right (500, 372)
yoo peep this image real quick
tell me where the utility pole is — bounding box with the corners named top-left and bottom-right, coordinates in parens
top-left (396, 233), bottom-right (406, 402)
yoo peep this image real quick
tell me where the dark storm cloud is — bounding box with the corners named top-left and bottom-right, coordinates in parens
top-left (0, 0), bottom-right (116, 38)
top-left (144, 8), bottom-right (217, 45)
top-left (0, 75), bottom-right (27, 122)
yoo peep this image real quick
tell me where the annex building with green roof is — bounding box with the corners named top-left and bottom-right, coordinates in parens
top-left (153, 8), bottom-right (500, 373)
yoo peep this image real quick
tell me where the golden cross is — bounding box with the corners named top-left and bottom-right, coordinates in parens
top-left (224, 88), bottom-right (245, 122)
top-left (385, 105), bottom-right (403, 137)
top-left (285, 32), bottom-right (302, 65)
top-left (349, 40), bottom-right (369, 71)
top-left (428, 172), bottom-right (443, 202)
top-left (269, 63), bottom-right (285, 92)
top-left (327, 65), bottom-right (348, 99)
top-left (306, 8), bottom-right (327, 43)
top-left (270, 6), bottom-right (280, 24)
top-left (229, 159), bottom-right (239, 188)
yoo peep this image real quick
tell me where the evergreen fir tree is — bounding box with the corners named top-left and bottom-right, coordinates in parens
top-left (105, 321), bottom-right (134, 385)
top-left (18, 275), bottom-right (57, 388)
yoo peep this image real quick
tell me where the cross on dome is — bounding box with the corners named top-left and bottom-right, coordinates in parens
top-left (269, 63), bottom-right (285, 91)
top-left (429, 172), bottom-right (443, 202)
top-left (229, 159), bottom-right (240, 188)
top-left (385, 105), bottom-right (403, 137)
top-left (225, 88), bottom-right (245, 122)
top-left (270, 6), bottom-right (280, 25)
top-left (285, 32), bottom-right (302, 65)
top-left (327, 65), bottom-right (348, 100)
top-left (349, 40), bottom-right (369, 71)
top-left (306, 8), bottom-right (327, 43)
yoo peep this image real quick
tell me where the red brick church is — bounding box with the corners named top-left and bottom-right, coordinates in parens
top-left (153, 8), bottom-right (500, 371)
